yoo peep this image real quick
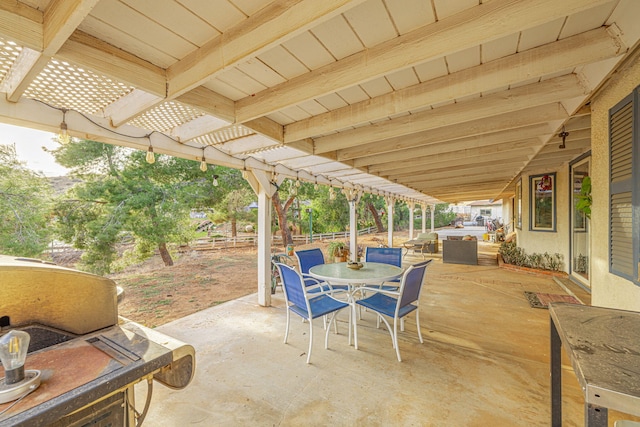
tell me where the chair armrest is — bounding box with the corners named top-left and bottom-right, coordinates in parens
top-left (358, 286), bottom-right (400, 297)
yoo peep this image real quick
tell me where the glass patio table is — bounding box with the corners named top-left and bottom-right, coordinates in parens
top-left (309, 262), bottom-right (404, 349)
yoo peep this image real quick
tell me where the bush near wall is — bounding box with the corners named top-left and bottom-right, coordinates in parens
top-left (499, 241), bottom-right (564, 272)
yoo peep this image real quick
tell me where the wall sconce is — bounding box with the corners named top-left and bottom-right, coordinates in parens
top-left (558, 126), bottom-right (569, 149)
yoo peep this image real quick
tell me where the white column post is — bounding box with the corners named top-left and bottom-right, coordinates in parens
top-left (245, 170), bottom-right (276, 307)
top-left (431, 204), bottom-right (436, 233)
top-left (408, 202), bottom-right (415, 240)
top-left (386, 196), bottom-right (395, 247)
top-left (349, 199), bottom-right (358, 262)
top-left (421, 204), bottom-right (427, 233)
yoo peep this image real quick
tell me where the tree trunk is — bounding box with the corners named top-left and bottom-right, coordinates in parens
top-left (367, 202), bottom-right (384, 232)
top-left (158, 242), bottom-right (174, 266)
top-left (272, 191), bottom-right (293, 246)
top-left (231, 217), bottom-right (237, 237)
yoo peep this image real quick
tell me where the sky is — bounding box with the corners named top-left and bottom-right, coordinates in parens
top-left (0, 123), bottom-right (70, 176)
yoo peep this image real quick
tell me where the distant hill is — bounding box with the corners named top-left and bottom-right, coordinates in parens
top-left (48, 175), bottom-right (81, 195)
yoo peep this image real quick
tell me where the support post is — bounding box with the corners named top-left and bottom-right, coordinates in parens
top-left (245, 170), bottom-right (276, 307)
top-left (386, 196), bottom-right (395, 247)
top-left (349, 199), bottom-right (358, 262)
top-left (431, 204), bottom-right (436, 232)
top-left (408, 202), bottom-right (415, 240)
top-left (421, 204), bottom-right (427, 233)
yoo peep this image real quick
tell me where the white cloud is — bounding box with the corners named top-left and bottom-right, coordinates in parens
top-left (0, 123), bottom-right (69, 176)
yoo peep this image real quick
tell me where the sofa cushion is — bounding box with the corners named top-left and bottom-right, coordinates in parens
top-left (416, 232), bottom-right (438, 240)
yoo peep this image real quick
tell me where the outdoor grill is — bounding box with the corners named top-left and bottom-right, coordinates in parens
top-left (0, 255), bottom-right (195, 426)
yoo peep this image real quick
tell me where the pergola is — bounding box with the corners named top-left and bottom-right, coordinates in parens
top-left (0, 0), bottom-right (638, 305)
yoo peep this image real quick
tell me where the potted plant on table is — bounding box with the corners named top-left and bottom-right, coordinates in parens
top-left (327, 241), bottom-right (348, 263)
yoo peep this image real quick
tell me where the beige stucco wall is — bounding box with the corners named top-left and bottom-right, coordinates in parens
top-left (590, 54), bottom-right (640, 311)
top-left (515, 168), bottom-right (571, 273)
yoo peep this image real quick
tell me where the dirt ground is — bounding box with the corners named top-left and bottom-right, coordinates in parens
top-left (110, 235), bottom-right (392, 328)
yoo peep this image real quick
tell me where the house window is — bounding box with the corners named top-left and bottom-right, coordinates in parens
top-left (530, 173), bottom-right (555, 232)
top-left (479, 209), bottom-right (491, 216)
top-left (609, 86), bottom-right (639, 284)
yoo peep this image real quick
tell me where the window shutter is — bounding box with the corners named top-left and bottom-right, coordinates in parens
top-left (609, 95), bottom-right (635, 279)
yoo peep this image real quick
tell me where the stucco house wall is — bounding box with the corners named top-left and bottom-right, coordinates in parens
top-left (515, 168), bottom-right (571, 273)
top-left (590, 53), bottom-right (640, 311)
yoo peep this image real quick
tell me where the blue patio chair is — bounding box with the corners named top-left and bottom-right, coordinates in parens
top-left (274, 262), bottom-right (350, 363)
top-left (364, 247), bottom-right (403, 290)
top-left (295, 248), bottom-right (347, 292)
top-left (356, 259), bottom-right (432, 362)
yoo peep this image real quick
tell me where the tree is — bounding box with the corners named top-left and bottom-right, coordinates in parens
top-left (211, 188), bottom-right (254, 237)
top-left (0, 144), bottom-right (53, 256)
top-left (51, 140), bottom-right (218, 274)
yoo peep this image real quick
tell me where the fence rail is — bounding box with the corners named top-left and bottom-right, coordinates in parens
top-left (47, 226), bottom-right (380, 254)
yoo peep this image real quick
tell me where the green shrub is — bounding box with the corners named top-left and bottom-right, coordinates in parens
top-left (499, 241), bottom-right (563, 272)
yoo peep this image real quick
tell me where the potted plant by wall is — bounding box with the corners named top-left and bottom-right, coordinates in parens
top-left (327, 241), bottom-right (348, 262)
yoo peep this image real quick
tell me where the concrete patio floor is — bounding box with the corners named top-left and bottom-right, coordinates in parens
top-left (137, 254), bottom-right (635, 426)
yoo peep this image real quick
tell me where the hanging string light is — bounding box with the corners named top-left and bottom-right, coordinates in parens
top-left (329, 181), bottom-right (336, 200)
top-left (145, 145), bottom-right (155, 164)
top-left (57, 109), bottom-right (70, 144)
top-left (212, 174), bottom-right (219, 187)
top-left (200, 148), bottom-right (207, 172)
top-left (314, 178), bottom-right (318, 191)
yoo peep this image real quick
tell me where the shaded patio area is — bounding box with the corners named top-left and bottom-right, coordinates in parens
top-left (136, 255), bottom-right (634, 426)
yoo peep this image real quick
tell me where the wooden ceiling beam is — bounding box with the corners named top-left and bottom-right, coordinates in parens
top-left (340, 122), bottom-right (550, 163)
top-left (285, 28), bottom-right (618, 142)
top-left (330, 76), bottom-right (579, 159)
top-left (318, 87), bottom-right (573, 155)
top-left (369, 146), bottom-right (536, 175)
top-left (2, 0), bottom-right (99, 102)
top-left (375, 155), bottom-right (527, 178)
top-left (57, 31), bottom-right (166, 96)
top-left (387, 164), bottom-right (522, 183)
top-left (236, 0), bottom-right (616, 123)
top-left (351, 103), bottom-right (564, 168)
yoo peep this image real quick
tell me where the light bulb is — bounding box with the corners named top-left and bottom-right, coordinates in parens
top-left (295, 179), bottom-right (301, 188)
top-left (314, 183), bottom-right (318, 191)
top-left (213, 175), bottom-right (219, 186)
top-left (57, 121), bottom-right (70, 145)
top-left (200, 158), bottom-right (207, 172)
top-left (0, 330), bottom-right (30, 384)
top-left (146, 146), bottom-right (155, 164)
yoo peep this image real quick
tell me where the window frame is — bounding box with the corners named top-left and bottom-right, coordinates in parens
top-left (529, 173), bottom-right (556, 232)
top-left (515, 179), bottom-right (522, 230)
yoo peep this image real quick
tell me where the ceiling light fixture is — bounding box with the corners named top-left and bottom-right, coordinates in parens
top-left (558, 126), bottom-right (569, 149)
top-left (145, 144), bottom-right (155, 164)
top-left (57, 109), bottom-right (70, 145)
top-left (200, 148), bottom-right (207, 172)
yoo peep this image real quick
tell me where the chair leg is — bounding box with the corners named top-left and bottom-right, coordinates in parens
top-left (325, 312), bottom-right (338, 349)
top-left (307, 317), bottom-right (313, 364)
top-left (284, 310), bottom-right (291, 344)
top-left (416, 310), bottom-right (424, 344)
top-left (393, 318), bottom-right (402, 362)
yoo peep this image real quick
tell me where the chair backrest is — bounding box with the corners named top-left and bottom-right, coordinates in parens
top-left (364, 247), bottom-right (402, 268)
top-left (274, 262), bottom-right (307, 308)
top-left (295, 248), bottom-right (325, 274)
top-left (398, 259), bottom-right (432, 309)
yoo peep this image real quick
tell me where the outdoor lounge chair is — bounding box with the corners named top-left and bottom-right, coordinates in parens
top-left (274, 263), bottom-right (350, 363)
top-left (356, 259), bottom-right (432, 361)
top-left (402, 232), bottom-right (438, 259)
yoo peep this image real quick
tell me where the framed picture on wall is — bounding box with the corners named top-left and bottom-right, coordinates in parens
top-left (530, 173), bottom-right (556, 232)
top-left (515, 179), bottom-right (522, 229)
